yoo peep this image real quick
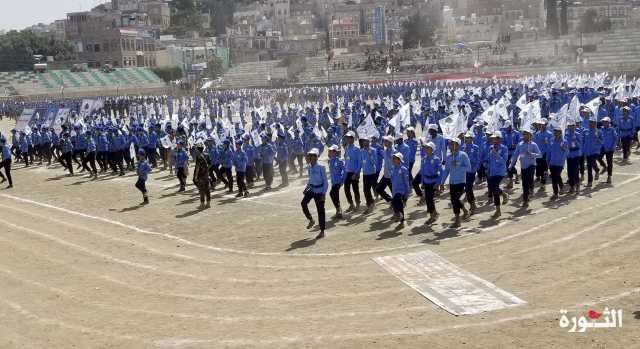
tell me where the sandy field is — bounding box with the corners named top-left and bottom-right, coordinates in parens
top-left (0, 118), bottom-right (638, 349)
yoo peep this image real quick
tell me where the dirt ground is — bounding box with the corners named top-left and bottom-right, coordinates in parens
top-left (0, 118), bottom-right (638, 349)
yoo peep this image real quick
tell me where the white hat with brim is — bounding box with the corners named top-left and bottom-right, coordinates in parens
top-left (307, 148), bottom-right (320, 156)
top-left (393, 152), bottom-right (403, 161)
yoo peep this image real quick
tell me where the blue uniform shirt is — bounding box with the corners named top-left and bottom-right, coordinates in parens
top-left (329, 157), bottom-right (345, 186)
top-left (442, 150), bottom-right (471, 185)
top-left (582, 128), bottom-right (602, 156)
top-left (137, 160), bottom-right (151, 181)
top-left (462, 143), bottom-right (481, 173)
top-left (391, 164), bottom-right (411, 196)
top-left (221, 148), bottom-right (234, 168)
top-left (600, 126), bottom-right (618, 152)
top-left (420, 154), bottom-right (442, 184)
top-left (510, 141), bottom-right (542, 169)
top-left (618, 116), bottom-right (635, 138)
top-left (547, 138), bottom-right (568, 167)
top-left (174, 149), bottom-right (189, 168)
top-left (344, 144), bottom-right (361, 174)
top-left (382, 147), bottom-right (394, 179)
top-left (486, 144), bottom-right (509, 177)
top-left (565, 129), bottom-right (583, 158)
top-left (234, 149), bottom-right (248, 172)
top-left (306, 163), bottom-right (328, 194)
top-left (360, 146), bottom-right (377, 176)
top-left (405, 138), bottom-right (418, 165)
top-left (260, 143), bottom-right (275, 164)
top-left (276, 141), bottom-right (289, 161)
top-left (1, 144), bottom-right (10, 161)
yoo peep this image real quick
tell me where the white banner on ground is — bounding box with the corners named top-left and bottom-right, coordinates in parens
top-left (373, 250), bottom-right (526, 316)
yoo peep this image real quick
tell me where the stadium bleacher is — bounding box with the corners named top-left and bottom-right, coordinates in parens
top-left (0, 68), bottom-right (166, 97)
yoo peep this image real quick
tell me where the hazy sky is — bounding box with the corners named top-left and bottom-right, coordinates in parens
top-left (0, 0), bottom-right (109, 31)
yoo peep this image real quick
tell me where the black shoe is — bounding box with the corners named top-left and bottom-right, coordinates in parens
top-left (306, 219), bottom-right (315, 229)
top-left (315, 231), bottom-right (325, 240)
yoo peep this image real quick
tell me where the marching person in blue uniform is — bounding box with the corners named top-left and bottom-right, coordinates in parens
top-left (135, 149), bottom-right (151, 205)
top-left (533, 119), bottom-right (552, 189)
top-left (405, 127), bottom-right (419, 175)
top-left (547, 125), bottom-right (569, 200)
top-left (82, 130), bottom-right (99, 179)
top-left (565, 121), bottom-right (583, 194)
top-left (600, 117), bottom-right (618, 184)
top-left (60, 132), bottom-right (74, 175)
top-left (582, 116), bottom-right (602, 188)
top-left (234, 139), bottom-right (250, 198)
top-left (441, 138), bottom-right (470, 227)
top-left (502, 121), bottom-right (521, 189)
top-left (259, 134), bottom-right (275, 190)
top-left (360, 136), bottom-right (378, 213)
top-left (486, 131), bottom-right (509, 217)
top-left (618, 106), bottom-right (634, 163)
top-left (462, 131), bottom-right (480, 213)
top-left (276, 132), bottom-right (289, 187)
top-left (301, 148), bottom-right (328, 240)
top-left (242, 134), bottom-right (256, 188)
top-left (193, 140), bottom-right (211, 208)
top-left (343, 131), bottom-right (361, 211)
top-left (376, 136), bottom-right (395, 203)
top-left (220, 139), bottom-right (235, 192)
top-left (328, 144), bottom-right (345, 219)
top-left (510, 130), bottom-right (542, 207)
top-left (420, 142), bottom-right (442, 223)
top-left (390, 152), bottom-right (411, 225)
top-left (174, 140), bottom-right (189, 192)
top-left (0, 137), bottom-right (13, 188)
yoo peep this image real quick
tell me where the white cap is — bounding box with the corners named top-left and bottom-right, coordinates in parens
top-left (493, 131), bottom-right (503, 138)
top-left (449, 138), bottom-right (461, 145)
top-left (602, 117), bottom-right (611, 123)
top-left (307, 148), bottom-right (320, 156)
top-left (195, 139), bottom-right (205, 147)
top-left (345, 131), bottom-right (356, 137)
top-left (328, 144), bottom-right (340, 151)
top-left (428, 124), bottom-right (438, 131)
top-left (406, 126), bottom-right (415, 132)
top-left (423, 141), bottom-right (436, 149)
top-left (360, 135), bottom-right (370, 141)
top-left (383, 135), bottom-right (394, 142)
top-left (393, 152), bottom-right (404, 161)
top-left (504, 120), bottom-right (512, 127)
top-left (464, 131), bottom-right (474, 138)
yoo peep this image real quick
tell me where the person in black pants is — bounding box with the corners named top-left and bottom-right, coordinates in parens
top-left (301, 148), bottom-right (327, 240)
top-left (0, 138), bottom-right (13, 188)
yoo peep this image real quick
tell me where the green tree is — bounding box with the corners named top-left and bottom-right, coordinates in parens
top-left (0, 30), bottom-right (75, 71)
top-left (545, 0), bottom-right (559, 38)
top-left (205, 56), bottom-right (225, 79)
top-left (401, 12), bottom-right (435, 50)
top-left (560, 0), bottom-right (568, 35)
top-left (152, 66), bottom-right (183, 82)
top-left (578, 9), bottom-right (612, 33)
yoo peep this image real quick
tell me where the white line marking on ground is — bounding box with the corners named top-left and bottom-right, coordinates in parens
top-left (0, 219), bottom-right (207, 281)
top-left (448, 187), bottom-right (640, 255)
top-left (153, 287), bottom-right (640, 347)
top-left (0, 267), bottom-right (436, 322)
top-left (510, 205), bottom-right (640, 256)
top-left (2, 175), bottom-right (638, 258)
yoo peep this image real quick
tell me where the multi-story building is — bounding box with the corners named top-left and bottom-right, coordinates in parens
top-left (66, 6), bottom-right (159, 68)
